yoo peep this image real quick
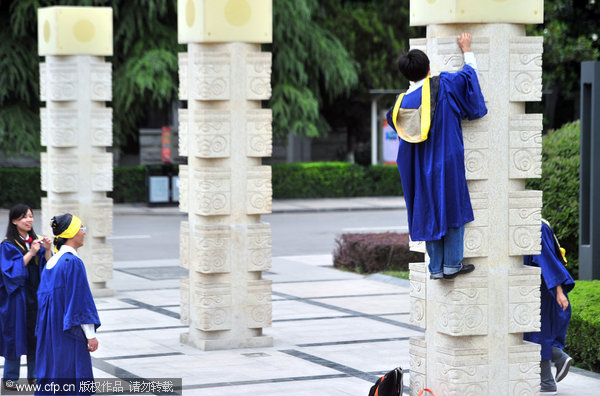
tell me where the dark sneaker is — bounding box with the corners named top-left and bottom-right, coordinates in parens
top-left (555, 356), bottom-right (573, 382)
top-left (430, 273), bottom-right (444, 280)
top-left (443, 264), bottom-right (475, 280)
top-left (540, 388), bottom-right (557, 395)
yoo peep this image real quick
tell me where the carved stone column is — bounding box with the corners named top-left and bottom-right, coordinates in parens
top-left (407, 2), bottom-right (545, 395)
top-left (38, 6), bottom-right (114, 297)
top-left (177, 0), bottom-right (273, 350)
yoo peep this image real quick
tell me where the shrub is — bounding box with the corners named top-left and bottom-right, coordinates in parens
top-left (272, 162), bottom-right (402, 199)
top-left (0, 168), bottom-right (43, 209)
top-left (526, 121), bottom-right (580, 277)
top-left (110, 165), bottom-right (147, 203)
top-left (333, 232), bottom-right (424, 274)
top-left (566, 280), bottom-right (600, 372)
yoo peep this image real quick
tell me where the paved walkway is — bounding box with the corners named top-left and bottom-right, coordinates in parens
top-left (1, 198), bottom-right (599, 395)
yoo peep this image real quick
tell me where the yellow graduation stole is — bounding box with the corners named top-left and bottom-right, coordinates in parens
top-left (392, 76), bottom-right (433, 143)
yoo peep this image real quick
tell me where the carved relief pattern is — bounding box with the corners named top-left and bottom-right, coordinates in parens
top-left (44, 61), bottom-right (78, 101)
top-left (179, 165), bottom-right (188, 213)
top-left (509, 267), bottom-right (541, 333)
top-left (510, 37), bottom-right (543, 102)
top-left (247, 224), bottom-right (272, 272)
top-left (192, 168), bottom-right (231, 216)
top-left (191, 110), bottom-right (231, 158)
top-left (91, 108), bottom-right (113, 147)
top-left (192, 225), bottom-right (231, 274)
top-left (465, 192), bottom-right (489, 258)
top-left (246, 109), bottom-right (273, 157)
top-left (180, 221), bottom-right (190, 270)
top-left (90, 62), bottom-right (112, 101)
top-left (41, 109), bottom-right (78, 147)
top-left (246, 52), bottom-right (272, 100)
top-left (178, 52), bottom-right (188, 101)
top-left (246, 280), bottom-right (272, 328)
top-left (192, 51), bottom-right (230, 100)
top-left (509, 191), bottom-right (543, 256)
top-left (48, 156), bottom-right (78, 193)
top-left (438, 304), bottom-right (487, 336)
top-left (509, 343), bottom-right (542, 394)
top-left (509, 114), bottom-right (542, 179)
top-left (410, 297), bottom-right (426, 329)
top-left (178, 109), bottom-right (188, 157)
top-left (409, 262), bottom-right (427, 299)
top-left (91, 154), bottom-right (113, 192)
top-left (180, 278), bottom-right (190, 325)
top-left (409, 337), bottom-right (427, 375)
top-left (464, 149), bottom-right (488, 180)
top-left (39, 64), bottom-right (47, 101)
top-left (89, 200), bottom-right (113, 237)
top-left (194, 283), bottom-right (232, 331)
top-left (246, 166), bottom-right (272, 214)
top-left (89, 243), bottom-right (113, 282)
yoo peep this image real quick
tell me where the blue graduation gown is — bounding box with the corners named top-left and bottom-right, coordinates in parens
top-left (0, 241), bottom-right (28, 359)
top-left (387, 65), bottom-right (487, 241)
top-left (523, 222), bottom-right (574, 360)
top-left (1, 241), bottom-right (46, 360)
top-left (35, 251), bottom-right (100, 394)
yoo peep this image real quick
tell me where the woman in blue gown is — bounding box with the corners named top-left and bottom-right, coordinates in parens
top-left (1, 204), bottom-right (52, 389)
top-left (35, 214), bottom-right (100, 395)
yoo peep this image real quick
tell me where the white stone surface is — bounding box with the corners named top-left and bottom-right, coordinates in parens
top-left (178, 41), bottom-right (273, 349)
top-left (408, 24), bottom-right (543, 395)
top-left (39, 51), bottom-right (114, 296)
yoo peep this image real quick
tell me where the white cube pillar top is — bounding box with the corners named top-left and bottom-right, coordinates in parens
top-left (178, 0), bottom-right (273, 350)
top-left (407, 3), bottom-right (544, 396)
top-left (38, 6), bottom-right (114, 298)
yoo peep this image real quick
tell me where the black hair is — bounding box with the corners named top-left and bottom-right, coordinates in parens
top-left (5, 204), bottom-right (38, 244)
top-left (51, 213), bottom-right (73, 251)
top-left (397, 49), bottom-right (430, 82)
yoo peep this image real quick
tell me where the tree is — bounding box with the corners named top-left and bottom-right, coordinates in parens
top-left (269, 0), bottom-right (359, 139)
top-left (527, 0), bottom-right (599, 129)
top-left (0, 0), bottom-right (180, 158)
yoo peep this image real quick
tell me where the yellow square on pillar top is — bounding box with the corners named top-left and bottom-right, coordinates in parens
top-left (410, 0), bottom-right (543, 26)
top-left (38, 6), bottom-right (113, 56)
top-left (178, 0), bottom-right (272, 44)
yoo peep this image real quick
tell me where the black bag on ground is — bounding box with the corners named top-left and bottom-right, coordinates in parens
top-left (368, 367), bottom-right (403, 396)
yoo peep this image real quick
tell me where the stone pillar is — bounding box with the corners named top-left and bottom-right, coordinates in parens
top-left (38, 6), bottom-right (114, 297)
top-left (177, 0), bottom-right (273, 350)
top-left (407, 1), bottom-right (545, 394)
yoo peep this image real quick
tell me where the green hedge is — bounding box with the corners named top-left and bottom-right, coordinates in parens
top-left (526, 121), bottom-right (580, 277)
top-left (0, 168), bottom-right (43, 209)
top-left (566, 280), bottom-right (600, 372)
top-left (272, 162), bottom-right (401, 198)
top-left (0, 163), bottom-right (403, 208)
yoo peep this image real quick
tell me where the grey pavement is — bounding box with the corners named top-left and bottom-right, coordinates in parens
top-left (1, 197), bottom-right (599, 395)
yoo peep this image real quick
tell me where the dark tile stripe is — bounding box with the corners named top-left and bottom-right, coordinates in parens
top-left (297, 336), bottom-right (411, 347)
top-left (120, 298), bottom-right (180, 319)
top-left (273, 291), bottom-right (424, 333)
top-left (182, 374), bottom-right (348, 390)
top-left (280, 349), bottom-right (380, 383)
top-left (104, 352), bottom-right (184, 361)
top-left (273, 312), bottom-right (410, 323)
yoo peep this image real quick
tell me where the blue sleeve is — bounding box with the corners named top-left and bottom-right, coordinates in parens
top-left (531, 223), bottom-right (575, 296)
top-left (62, 255), bottom-right (101, 333)
top-left (441, 64), bottom-right (487, 121)
top-left (0, 242), bottom-right (28, 295)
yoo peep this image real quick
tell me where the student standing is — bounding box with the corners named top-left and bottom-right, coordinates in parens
top-left (1, 204), bottom-right (51, 389)
top-left (35, 214), bottom-right (100, 395)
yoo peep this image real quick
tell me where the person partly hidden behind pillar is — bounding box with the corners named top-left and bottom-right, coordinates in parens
top-left (386, 33), bottom-right (487, 280)
top-left (524, 219), bottom-right (575, 394)
top-left (35, 214), bottom-right (100, 395)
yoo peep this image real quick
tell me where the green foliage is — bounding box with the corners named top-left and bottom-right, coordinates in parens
top-left (0, 168), bottom-right (42, 209)
top-left (110, 166), bottom-right (148, 203)
top-left (270, 0), bottom-right (359, 138)
top-left (566, 280), bottom-right (600, 372)
top-left (526, 0), bottom-right (600, 128)
top-left (526, 121), bottom-right (580, 277)
top-left (333, 232), bottom-right (423, 274)
top-left (0, 0), bottom-right (179, 157)
top-left (272, 163), bottom-right (401, 199)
